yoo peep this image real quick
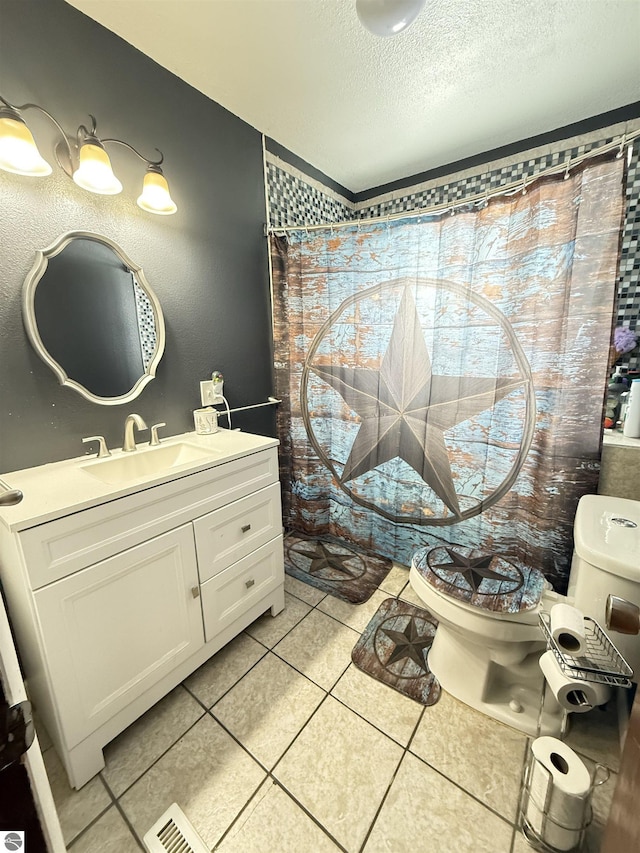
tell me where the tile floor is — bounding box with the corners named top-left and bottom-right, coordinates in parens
top-left (39, 565), bottom-right (622, 852)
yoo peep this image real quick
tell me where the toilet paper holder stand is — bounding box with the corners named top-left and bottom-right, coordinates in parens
top-left (518, 752), bottom-right (609, 852)
top-left (538, 612), bottom-right (632, 689)
top-left (516, 613), bottom-right (631, 850)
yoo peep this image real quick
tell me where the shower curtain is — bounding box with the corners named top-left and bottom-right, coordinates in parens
top-left (270, 156), bottom-right (625, 591)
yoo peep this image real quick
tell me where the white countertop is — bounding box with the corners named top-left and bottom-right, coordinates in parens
top-left (0, 429), bottom-right (278, 532)
top-left (603, 430), bottom-right (640, 449)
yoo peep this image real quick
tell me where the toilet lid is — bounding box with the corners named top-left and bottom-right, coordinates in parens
top-left (412, 545), bottom-right (546, 614)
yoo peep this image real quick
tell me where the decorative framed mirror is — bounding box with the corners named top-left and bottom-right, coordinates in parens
top-left (22, 231), bottom-right (165, 405)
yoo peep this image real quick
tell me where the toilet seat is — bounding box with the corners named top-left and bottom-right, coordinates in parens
top-left (412, 545), bottom-right (546, 618)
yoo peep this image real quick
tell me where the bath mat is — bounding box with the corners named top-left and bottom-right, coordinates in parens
top-left (284, 533), bottom-right (392, 604)
top-left (351, 597), bottom-right (441, 705)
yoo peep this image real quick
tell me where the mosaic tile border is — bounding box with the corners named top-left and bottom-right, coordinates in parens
top-left (266, 126), bottom-right (640, 370)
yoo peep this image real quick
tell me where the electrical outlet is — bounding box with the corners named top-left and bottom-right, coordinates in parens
top-left (200, 381), bottom-right (215, 406)
top-left (211, 380), bottom-right (224, 404)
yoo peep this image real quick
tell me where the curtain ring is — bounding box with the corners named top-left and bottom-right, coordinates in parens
top-left (617, 134), bottom-right (627, 158)
top-left (564, 161), bottom-right (571, 180)
top-left (521, 176), bottom-right (527, 195)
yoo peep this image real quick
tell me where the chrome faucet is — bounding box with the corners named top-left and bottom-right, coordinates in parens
top-left (122, 413), bottom-right (148, 452)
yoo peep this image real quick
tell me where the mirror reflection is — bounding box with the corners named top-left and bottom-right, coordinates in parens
top-left (23, 231), bottom-right (165, 405)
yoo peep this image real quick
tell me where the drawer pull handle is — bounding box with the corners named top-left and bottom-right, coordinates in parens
top-left (241, 524), bottom-right (252, 533)
top-left (191, 586), bottom-right (201, 599)
top-left (245, 578), bottom-right (255, 589)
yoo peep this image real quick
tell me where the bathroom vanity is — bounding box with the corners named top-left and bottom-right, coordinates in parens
top-left (0, 430), bottom-right (284, 788)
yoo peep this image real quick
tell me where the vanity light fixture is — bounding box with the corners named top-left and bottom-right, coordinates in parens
top-left (0, 95), bottom-right (177, 215)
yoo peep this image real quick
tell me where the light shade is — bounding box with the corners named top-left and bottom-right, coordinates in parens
top-left (356, 0), bottom-right (426, 37)
top-left (137, 168), bottom-right (177, 215)
top-left (0, 114), bottom-right (52, 176)
top-left (73, 141), bottom-right (122, 195)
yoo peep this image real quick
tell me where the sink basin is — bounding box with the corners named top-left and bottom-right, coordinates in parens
top-left (81, 442), bottom-right (218, 486)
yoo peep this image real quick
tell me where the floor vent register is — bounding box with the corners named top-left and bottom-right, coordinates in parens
top-left (143, 803), bottom-right (209, 853)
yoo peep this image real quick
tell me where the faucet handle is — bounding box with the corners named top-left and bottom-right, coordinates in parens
top-left (82, 435), bottom-right (111, 458)
top-left (149, 422), bottom-right (166, 446)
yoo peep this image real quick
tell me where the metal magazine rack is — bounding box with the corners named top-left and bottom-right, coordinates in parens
top-left (516, 613), bottom-right (632, 852)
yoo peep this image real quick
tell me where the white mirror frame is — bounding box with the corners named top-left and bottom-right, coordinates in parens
top-left (22, 230), bottom-right (166, 406)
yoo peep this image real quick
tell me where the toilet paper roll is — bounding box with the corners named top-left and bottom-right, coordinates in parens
top-left (539, 650), bottom-right (611, 713)
top-left (525, 736), bottom-right (591, 851)
top-left (550, 603), bottom-right (587, 657)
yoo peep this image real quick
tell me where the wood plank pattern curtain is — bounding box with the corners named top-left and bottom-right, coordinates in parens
top-left (270, 157), bottom-right (625, 591)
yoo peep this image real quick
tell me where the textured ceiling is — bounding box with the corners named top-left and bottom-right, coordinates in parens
top-left (65, 0), bottom-right (640, 193)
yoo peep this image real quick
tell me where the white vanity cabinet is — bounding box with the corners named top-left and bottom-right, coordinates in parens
top-left (0, 432), bottom-right (284, 789)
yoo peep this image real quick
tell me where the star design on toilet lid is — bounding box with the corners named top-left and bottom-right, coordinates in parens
top-left (287, 539), bottom-right (366, 581)
top-left (380, 617), bottom-right (433, 674)
top-left (428, 546), bottom-right (524, 595)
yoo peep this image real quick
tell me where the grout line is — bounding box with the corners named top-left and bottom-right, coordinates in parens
top-left (407, 747), bottom-right (520, 829)
top-left (111, 795), bottom-right (146, 851)
top-left (102, 701), bottom-right (208, 801)
top-left (65, 800), bottom-right (113, 849)
top-left (357, 703), bottom-right (428, 852)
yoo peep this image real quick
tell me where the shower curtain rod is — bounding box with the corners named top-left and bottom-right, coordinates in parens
top-left (268, 129), bottom-right (640, 235)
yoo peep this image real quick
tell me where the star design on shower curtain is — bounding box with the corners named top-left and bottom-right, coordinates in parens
top-left (430, 546), bottom-right (515, 592)
top-left (294, 541), bottom-right (362, 578)
top-left (380, 617), bottom-right (433, 673)
top-left (311, 287), bottom-right (524, 518)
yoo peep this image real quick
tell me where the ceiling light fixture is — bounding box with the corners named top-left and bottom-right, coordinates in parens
top-left (356, 0), bottom-right (426, 37)
top-left (0, 95), bottom-right (177, 215)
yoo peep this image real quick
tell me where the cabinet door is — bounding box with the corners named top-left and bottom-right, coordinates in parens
top-left (34, 525), bottom-right (203, 749)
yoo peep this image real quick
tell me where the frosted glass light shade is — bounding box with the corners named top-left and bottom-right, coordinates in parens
top-left (73, 142), bottom-right (122, 195)
top-left (356, 0), bottom-right (426, 36)
top-left (0, 116), bottom-right (52, 176)
top-left (137, 169), bottom-right (177, 215)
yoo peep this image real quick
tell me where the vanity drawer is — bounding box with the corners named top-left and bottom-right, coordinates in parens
top-left (200, 536), bottom-right (283, 642)
top-left (18, 448), bottom-right (278, 589)
top-left (194, 482), bottom-right (282, 582)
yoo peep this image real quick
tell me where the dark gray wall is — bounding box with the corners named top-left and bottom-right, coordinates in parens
top-left (0, 0), bottom-right (275, 473)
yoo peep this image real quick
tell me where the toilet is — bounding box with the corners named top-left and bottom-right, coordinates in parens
top-left (409, 494), bottom-right (640, 736)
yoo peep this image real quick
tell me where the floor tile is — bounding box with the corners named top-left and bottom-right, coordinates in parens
top-left (274, 695), bottom-right (403, 853)
top-left (43, 747), bottom-right (111, 846)
top-left (410, 691), bottom-right (527, 822)
top-left (398, 580), bottom-right (427, 608)
top-left (316, 588), bottom-right (392, 633)
top-left (184, 632), bottom-right (267, 708)
top-left (564, 699), bottom-right (621, 771)
top-left (212, 653), bottom-right (325, 768)
top-left (363, 751), bottom-right (513, 853)
top-left (102, 685), bottom-right (204, 796)
top-left (216, 778), bottom-right (342, 852)
top-left (245, 591), bottom-right (312, 648)
top-left (331, 663), bottom-right (423, 746)
top-left (68, 805), bottom-right (140, 852)
top-left (378, 563), bottom-right (410, 596)
top-left (284, 572), bottom-right (327, 605)
top-left (119, 714), bottom-right (265, 849)
top-left (274, 608), bottom-right (359, 690)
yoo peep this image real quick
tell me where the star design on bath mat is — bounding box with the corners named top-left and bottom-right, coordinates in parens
top-left (295, 541), bottom-right (362, 579)
top-left (311, 288), bottom-right (524, 519)
top-left (381, 617), bottom-right (433, 673)
top-left (431, 547), bottom-right (519, 593)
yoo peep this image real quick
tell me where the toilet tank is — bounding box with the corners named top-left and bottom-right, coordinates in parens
top-left (568, 495), bottom-right (640, 681)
